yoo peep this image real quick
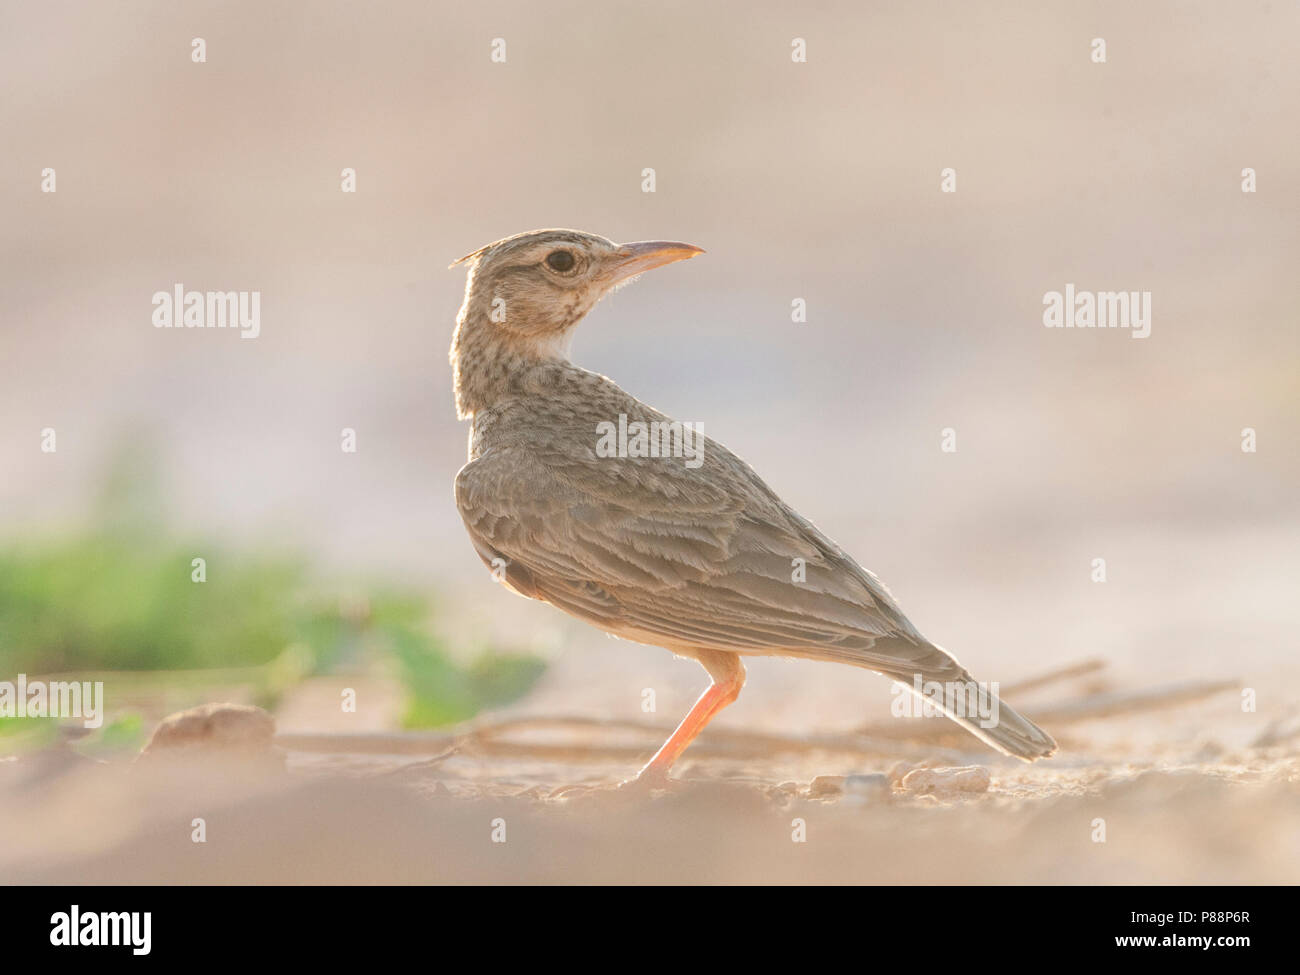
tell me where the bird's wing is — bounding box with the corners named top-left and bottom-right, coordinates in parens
top-left (456, 439), bottom-right (954, 676)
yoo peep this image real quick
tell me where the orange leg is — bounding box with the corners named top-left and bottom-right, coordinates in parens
top-left (634, 650), bottom-right (746, 784)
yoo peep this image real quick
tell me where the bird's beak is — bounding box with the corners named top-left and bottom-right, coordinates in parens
top-left (604, 240), bottom-right (705, 287)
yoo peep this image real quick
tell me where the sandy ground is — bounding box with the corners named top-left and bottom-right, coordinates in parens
top-left (3, 676), bottom-right (1297, 885)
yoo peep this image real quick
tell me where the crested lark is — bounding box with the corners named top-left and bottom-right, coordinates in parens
top-left (450, 229), bottom-right (1056, 785)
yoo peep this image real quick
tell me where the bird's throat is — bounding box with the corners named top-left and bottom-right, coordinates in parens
top-left (451, 311), bottom-right (573, 419)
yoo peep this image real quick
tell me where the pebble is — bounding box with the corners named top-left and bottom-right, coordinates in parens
top-left (888, 760), bottom-right (920, 785)
top-left (139, 703), bottom-right (276, 758)
top-left (900, 765), bottom-right (990, 795)
top-left (806, 774), bottom-right (845, 798)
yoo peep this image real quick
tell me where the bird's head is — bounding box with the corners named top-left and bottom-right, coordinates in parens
top-left (452, 228), bottom-right (707, 364)
top-left (449, 231), bottom-right (712, 418)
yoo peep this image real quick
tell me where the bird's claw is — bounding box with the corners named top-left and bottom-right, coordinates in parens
top-left (617, 767), bottom-right (676, 794)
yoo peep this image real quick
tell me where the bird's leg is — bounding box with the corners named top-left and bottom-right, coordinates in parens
top-left (632, 650), bottom-right (745, 787)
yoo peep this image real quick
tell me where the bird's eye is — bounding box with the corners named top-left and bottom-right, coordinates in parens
top-left (545, 250), bottom-right (576, 272)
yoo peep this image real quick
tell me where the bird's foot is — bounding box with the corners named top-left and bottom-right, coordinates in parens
top-left (616, 765), bottom-right (677, 795)
top-left (543, 770), bottom-right (666, 801)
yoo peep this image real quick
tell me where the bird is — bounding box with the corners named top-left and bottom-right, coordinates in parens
top-left (449, 228), bottom-right (1056, 786)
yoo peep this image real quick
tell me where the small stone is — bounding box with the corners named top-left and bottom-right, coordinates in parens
top-left (140, 703), bottom-right (275, 758)
top-left (900, 765), bottom-right (990, 795)
top-left (887, 760), bottom-right (919, 785)
top-left (807, 774), bottom-right (845, 798)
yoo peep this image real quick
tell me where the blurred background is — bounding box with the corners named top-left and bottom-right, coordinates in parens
top-left (1, 0), bottom-right (1297, 757)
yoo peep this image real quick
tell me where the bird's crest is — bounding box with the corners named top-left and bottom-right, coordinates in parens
top-left (448, 246), bottom-right (487, 270)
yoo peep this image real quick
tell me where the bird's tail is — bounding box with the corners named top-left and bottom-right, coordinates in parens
top-left (894, 662), bottom-right (1057, 761)
top-left (939, 677), bottom-right (1057, 761)
top-left (784, 638), bottom-right (1057, 760)
top-left (800, 637), bottom-right (1057, 760)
